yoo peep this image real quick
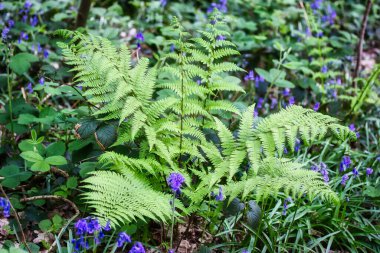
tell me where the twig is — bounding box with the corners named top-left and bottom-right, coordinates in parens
top-left (0, 184), bottom-right (32, 253)
top-left (353, 0), bottom-right (373, 88)
top-left (20, 195), bottom-right (80, 253)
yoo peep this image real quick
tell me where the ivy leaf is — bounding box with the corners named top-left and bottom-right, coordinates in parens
top-left (9, 53), bottom-right (39, 75)
top-left (94, 124), bottom-right (117, 150)
top-left (45, 156), bottom-right (67, 165)
top-left (31, 161), bottom-right (50, 172)
top-left (20, 151), bottom-right (44, 163)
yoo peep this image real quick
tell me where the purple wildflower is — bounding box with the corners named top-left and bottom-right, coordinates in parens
top-left (352, 167), bottom-right (359, 177)
top-left (39, 77), bottom-right (45, 85)
top-left (26, 82), bottom-right (33, 93)
top-left (8, 20), bottom-right (15, 28)
top-left (75, 218), bottom-right (88, 235)
top-left (316, 31), bottom-right (323, 38)
top-left (313, 102), bottom-right (320, 111)
top-left (18, 32), bottom-right (29, 44)
top-left (244, 70), bottom-right (254, 81)
top-left (288, 96), bottom-right (295, 106)
top-left (294, 139), bottom-right (301, 152)
top-left (30, 15), bottom-right (38, 27)
top-left (257, 97), bottom-right (264, 109)
top-left (270, 97), bottom-right (278, 109)
top-left (321, 65), bottom-right (328, 73)
top-left (160, 0), bottom-right (167, 7)
top-left (129, 242), bottom-right (145, 253)
top-left (0, 198), bottom-right (11, 217)
top-left (366, 168), bottom-right (373, 176)
top-left (341, 174), bottom-right (349, 186)
top-left (103, 220), bottom-right (111, 231)
top-left (24, 0), bottom-right (32, 9)
top-left (340, 156), bottom-right (351, 172)
top-left (170, 43), bottom-right (175, 52)
top-left (283, 88), bottom-right (291, 97)
top-left (136, 31), bottom-right (144, 41)
top-left (282, 197), bottom-right (292, 216)
top-left (217, 35), bottom-right (225, 41)
top-left (1, 27), bottom-right (10, 41)
top-left (0, 3), bottom-right (3, 10)
top-left (117, 232), bottom-right (131, 247)
top-left (43, 49), bottom-right (49, 58)
top-left (215, 186), bottom-right (224, 201)
top-left (310, 0), bottom-right (323, 11)
top-left (167, 172), bottom-right (185, 193)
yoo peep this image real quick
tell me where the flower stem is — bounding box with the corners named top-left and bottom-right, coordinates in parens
top-left (169, 193), bottom-right (176, 249)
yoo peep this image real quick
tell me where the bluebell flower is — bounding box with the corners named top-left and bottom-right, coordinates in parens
top-left (75, 218), bottom-right (88, 235)
top-left (316, 31), bottom-right (323, 38)
top-left (282, 197), bottom-right (292, 216)
top-left (103, 220), bottom-right (111, 231)
top-left (321, 65), bottom-right (328, 73)
top-left (294, 138), bottom-right (301, 152)
top-left (129, 242), bottom-right (145, 253)
top-left (310, 0), bottom-right (323, 11)
top-left (282, 88), bottom-right (291, 97)
top-left (18, 32), bottom-right (29, 44)
top-left (170, 43), bottom-right (175, 52)
top-left (352, 167), bottom-right (359, 177)
top-left (136, 31), bottom-right (144, 41)
top-left (117, 232), bottom-right (131, 247)
top-left (22, 15), bottom-right (28, 23)
top-left (168, 250), bottom-right (175, 253)
top-left (270, 97), bottom-right (278, 109)
top-left (341, 174), bottom-right (349, 186)
top-left (217, 35), bottom-right (225, 41)
top-left (0, 198), bottom-right (11, 217)
top-left (26, 82), bottom-right (33, 93)
top-left (167, 172), bottom-right (185, 193)
top-left (43, 49), bottom-right (49, 58)
top-left (322, 5), bottom-right (337, 25)
top-left (366, 168), bottom-right (373, 176)
top-left (313, 102), bottom-right (320, 111)
top-left (283, 147), bottom-right (288, 154)
top-left (39, 77), bottom-right (45, 85)
top-left (30, 15), bottom-right (38, 27)
top-left (254, 76), bottom-right (264, 88)
top-left (340, 156), bottom-right (351, 172)
top-left (24, 0), bottom-right (32, 9)
top-left (8, 20), bottom-right (15, 28)
top-left (37, 43), bottom-right (42, 53)
top-left (0, 3), bottom-right (4, 10)
top-left (305, 27), bottom-right (312, 37)
top-left (288, 96), bottom-right (295, 106)
top-left (160, 0), bottom-right (167, 7)
top-left (215, 186), bottom-right (224, 201)
top-left (1, 27), bottom-right (10, 41)
top-left (244, 70), bottom-right (254, 81)
top-left (87, 217), bottom-right (101, 234)
top-left (242, 250), bottom-right (248, 253)
top-left (207, 0), bottom-right (227, 14)
top-left (256, 97), bottom-right (264, 109)
top-left (253, 110), bottom-right (258, 118)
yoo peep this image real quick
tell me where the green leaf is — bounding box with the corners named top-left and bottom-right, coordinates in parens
top-left (9, 53), bottom-right (39, 75)
top-left (246, 200), bottom-right (262, 229)
top-left (38, 219), bottom-right (52, 232)
top-left (274, 79), bottom-right (295, 88)
top-left (52, 214), bottom-right (63, 226)
top-left (45, 156), bottom-right (67, 166)
top-left (94, 124), bottom-right (117, 150)
top-left (46, 142), bottom-right (66, 157)
top-left (75, 118), bottom-right (99, 139)
top-left (20, 151), bottom-right (44, 162)
top-left (79, 162), bottom-right (97, 177)
top-left (31, 161), bottom-right (50, 172)
top-left (0, 165), bottom-right (32, 188)
top-left (18, 114), bottom-right (37, 125)
top-left (66, 177), bottom-right (78, 189)
top-left (255, 68), bottom-right (271, 82)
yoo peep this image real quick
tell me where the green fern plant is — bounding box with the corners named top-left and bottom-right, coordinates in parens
top-left (57, 13), bottom-right (355, 226)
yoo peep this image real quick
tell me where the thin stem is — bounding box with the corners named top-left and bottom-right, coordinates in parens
top-left (169, 193), bottom-right (176, 249)
top-left (353, 0), bottom-right (373, 89)
top-left (283, 200), bottom-right (300, 246)
top-left (6, 47), bottom-right (15, 146)
top-left (0, 184), bottom-right (32, 253)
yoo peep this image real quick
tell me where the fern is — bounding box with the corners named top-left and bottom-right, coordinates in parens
top-left (57, 14), bottom-right (356, 227)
